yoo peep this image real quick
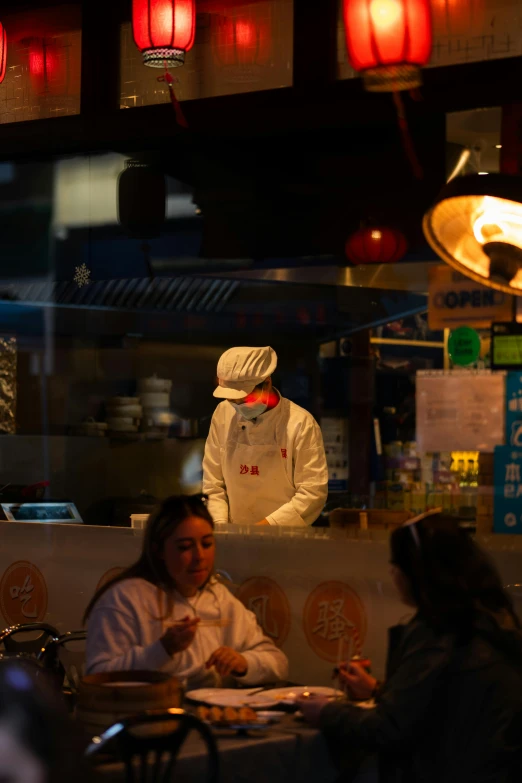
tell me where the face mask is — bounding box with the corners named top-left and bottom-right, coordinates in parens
top-left (230, 385), bottom-right (268, 420)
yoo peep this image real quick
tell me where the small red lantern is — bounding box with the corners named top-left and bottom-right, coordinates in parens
top-left (0, 23), bottom-right (7, 85)
top-left (342, 0), bottom-right (432, 92)
top-left (345, 227), bottom-right (408, 265)
top-left (213, 14), bottom-right (271, 72)
top-left (132, 0), bottom-right (195, 68)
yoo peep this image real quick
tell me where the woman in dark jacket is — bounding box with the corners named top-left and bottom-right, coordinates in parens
top-left (299, 513), bottom-right (522, 783)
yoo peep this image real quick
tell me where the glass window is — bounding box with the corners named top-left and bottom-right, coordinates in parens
top-left (337, 0), bottom-right (522, 80)
top-left (120, 0), bottom-right (293, 109)
top-left (0, 6), bottom-right (81, 124)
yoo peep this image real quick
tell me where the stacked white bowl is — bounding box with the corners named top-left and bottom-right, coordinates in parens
top-left (106, 397), bottom-right (143, 435)
top-left (138, 376), bottom-right (174, 438)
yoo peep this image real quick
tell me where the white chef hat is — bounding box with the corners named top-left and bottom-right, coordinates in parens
top-left (213, 346), bottom-right (278, 399)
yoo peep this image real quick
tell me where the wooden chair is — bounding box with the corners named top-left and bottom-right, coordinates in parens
top-left (86, 709), bottom-right (220, 783)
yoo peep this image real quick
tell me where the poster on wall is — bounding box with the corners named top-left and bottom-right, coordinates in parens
top-left (506, 373), bottom-right (522, 448)
top-left (416, 370), bottom-right (506, 453)
top-left (494, 446), bottom-right (522, 534)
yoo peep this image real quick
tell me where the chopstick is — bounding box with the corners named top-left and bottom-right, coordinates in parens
top-left (172, 619), bottom-right (232, 629)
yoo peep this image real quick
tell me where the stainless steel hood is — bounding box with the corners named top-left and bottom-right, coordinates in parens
top-left (204, 261), bottom-right (436, 293)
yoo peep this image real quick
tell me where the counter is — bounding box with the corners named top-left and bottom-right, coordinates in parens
top-left (1, 522), bottom-right (521, 683)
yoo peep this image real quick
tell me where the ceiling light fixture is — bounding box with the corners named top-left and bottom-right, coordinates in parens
top-left (423, 173), bottom-right (522, 295)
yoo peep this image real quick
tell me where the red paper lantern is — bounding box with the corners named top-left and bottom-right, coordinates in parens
top-left (0, 23), bottom-right (7, 85)
top-left (342, 0), bottom-right (432, 92)
top-left (29, 40), bottom-right (66, 95)
top-left (345, 227), bottom-right (408, 265)
top-left (132, 0), bottom-right (195, 68)
top-left (213, 14), bottom-right (271, 70)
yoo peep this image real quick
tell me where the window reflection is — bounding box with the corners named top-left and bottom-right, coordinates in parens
top-left (338, 0), bottom-right (522, 79)
top-left (120, 0), bottom-right (293, 108)
top-left (0, 6), bottom-right (81, 125)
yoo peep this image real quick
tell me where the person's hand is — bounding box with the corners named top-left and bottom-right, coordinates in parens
top-left (296, 694), bottom-right (331, 727)
top-left (206, 647), bottom-right (248, 677)
top-left (338, 662), bottom-right (377, 701)
top-left (161, 616), bottom-right (200, 656)
top-left (256, 519), bottom-right (270, 526)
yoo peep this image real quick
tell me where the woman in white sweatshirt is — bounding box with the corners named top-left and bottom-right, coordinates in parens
top-left (84, 495), bottom-right (288, 690)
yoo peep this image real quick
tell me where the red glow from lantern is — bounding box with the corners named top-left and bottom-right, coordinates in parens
top-left (0, 24), bottom-right (7, 85)
top-left (342, 0), bottom-right (431, 83)
top-left (235, 20), bottom-right (255, 48)
top-left (214, 15), bottom-right (271, 68)
top-left (29, 47), bottom-right (44, 76)
top-left (28, 40), bottom-right (64, 95)
top-left (132, 0), bottom-right (195, 66)
top-left (345, 227), bottom-right (408, 265)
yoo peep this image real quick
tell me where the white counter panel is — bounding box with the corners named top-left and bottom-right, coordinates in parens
top-left (0, 523), bottom-right (521, 684)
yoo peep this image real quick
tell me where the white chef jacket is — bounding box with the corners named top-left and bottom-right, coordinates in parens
top-left (202, 393), bottom-right (328, 526)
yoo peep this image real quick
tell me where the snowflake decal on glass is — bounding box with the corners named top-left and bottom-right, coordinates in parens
top-left (73, 263), bottom-right (91, 288)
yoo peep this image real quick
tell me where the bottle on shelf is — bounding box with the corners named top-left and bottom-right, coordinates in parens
top-left (458, 459), bottom-right (468, 488)
top-left (467, 459), bottom-right (478, 488)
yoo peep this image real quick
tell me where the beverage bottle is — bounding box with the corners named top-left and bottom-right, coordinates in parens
top-left (458, 459), bottom-right (467, 487)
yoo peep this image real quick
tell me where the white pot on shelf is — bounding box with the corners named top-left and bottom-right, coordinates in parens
top-left (106, 405), bottom-right (143, 419)
top-left (140, 392), bottom-right (170, 409)
top-left (138, 376), bottom-right (172, 394)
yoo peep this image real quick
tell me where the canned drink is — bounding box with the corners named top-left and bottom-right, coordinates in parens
top-left (350, 654), bottom-right (372, 673)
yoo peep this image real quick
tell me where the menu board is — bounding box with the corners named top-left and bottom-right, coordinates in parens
top-left (416, 371), bottom-right (506, 453)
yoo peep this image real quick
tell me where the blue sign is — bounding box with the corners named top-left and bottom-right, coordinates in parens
top-left (494, 446), bottom-right (522, 534)
top-left (506, 373), bottom-right (522, 448)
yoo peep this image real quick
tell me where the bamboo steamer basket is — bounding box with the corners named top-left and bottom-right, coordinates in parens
top-left (77, 670), bottom-right (183, 736)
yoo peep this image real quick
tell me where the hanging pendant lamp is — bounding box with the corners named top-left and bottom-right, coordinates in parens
top-left (423, 173), bottom-right (522, 295)
top-left (342, 0), bottom-right (432, 92)
top-left (132, 0), bottom-right (196, 68)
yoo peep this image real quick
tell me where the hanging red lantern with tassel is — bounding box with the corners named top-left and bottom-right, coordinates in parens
top-left (132, 0), bottom-right (195, 68)
top-left (342, 0), bottom-right (432, 92)
top-left (0, 23), bottom-right (7, 84)
top-left (345, 226), bottom-right (408, 265)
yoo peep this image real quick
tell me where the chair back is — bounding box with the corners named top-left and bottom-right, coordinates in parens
top-left (0, 622), bottom-right (59, 656)
top-left (39, 630), bottom-right (86, 693)
top-left (86, 709), bottom-right (219, 783)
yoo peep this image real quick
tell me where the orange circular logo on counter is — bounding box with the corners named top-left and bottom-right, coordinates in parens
top-left (236, 577), bottom-right (291, 648)
top-left (303, 581), bottom-right (367, 663)
top-left (96, 567), bottom-right (126, 593)
top-left (0, 561), bottom-right (48, 626)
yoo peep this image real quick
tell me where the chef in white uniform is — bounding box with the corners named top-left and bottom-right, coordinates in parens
top-left (203, 346), bottom-right (328, 526)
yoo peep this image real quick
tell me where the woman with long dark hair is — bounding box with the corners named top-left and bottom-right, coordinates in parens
top-left (299, 513), bottom-right (522, 782)
top-left (85, 495), bottom-right (288, 689)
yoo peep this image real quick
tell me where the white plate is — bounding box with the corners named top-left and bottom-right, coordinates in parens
top-left (185, 688), bottom-right (279, 709)
top-left (259, 686), bottom-right (344, 705)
